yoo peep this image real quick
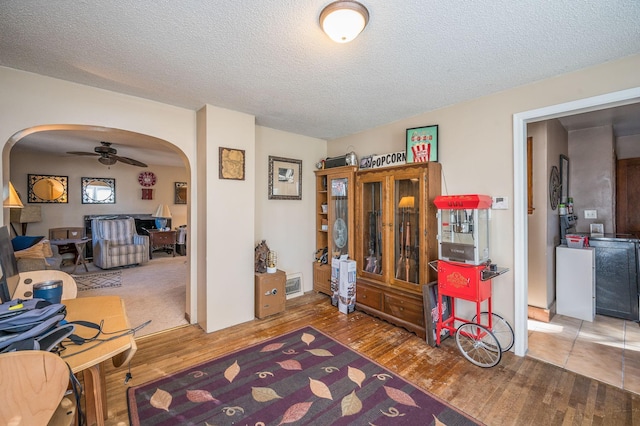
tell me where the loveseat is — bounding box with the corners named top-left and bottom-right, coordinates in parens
top-left (92, 217), bottom-right (149, 269)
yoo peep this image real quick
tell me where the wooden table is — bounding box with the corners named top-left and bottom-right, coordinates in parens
top-left (147, 229), bottom-right (176, 259)
top-left (62, 297), bottom-right (137, 426)
top-left (50, 238), bottom-right (90, 274)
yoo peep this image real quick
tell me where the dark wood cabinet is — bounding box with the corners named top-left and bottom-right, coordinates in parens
top-left (354, 162), bottom-right (441, 338)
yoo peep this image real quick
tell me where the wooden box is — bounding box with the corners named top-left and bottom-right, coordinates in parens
top-left (255, 270), bottom-right (286, 318)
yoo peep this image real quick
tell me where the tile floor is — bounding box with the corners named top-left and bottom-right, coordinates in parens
top-left (528, 314), bottom-right (640, 394)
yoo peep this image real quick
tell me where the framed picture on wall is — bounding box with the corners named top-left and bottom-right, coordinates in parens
top-left (268, 156), bottom-right (302, 200)
top-left (406, 125), bottom-right (438, 163)
top-left (174, 182), bottom-right (187, 204)
top-left (219, 147), bottom-right (245, 180)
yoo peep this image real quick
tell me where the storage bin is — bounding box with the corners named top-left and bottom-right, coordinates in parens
top-left (566, 234), bottom-right (588, 248)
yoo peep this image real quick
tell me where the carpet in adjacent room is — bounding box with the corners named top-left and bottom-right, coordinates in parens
top-left (127, 326), bottom-right (480, 425)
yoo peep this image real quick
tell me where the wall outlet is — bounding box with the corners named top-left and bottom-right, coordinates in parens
top-left (584, 209), bottom-right (597, 219)
top-left (492, 196), bottom-right (509, 210)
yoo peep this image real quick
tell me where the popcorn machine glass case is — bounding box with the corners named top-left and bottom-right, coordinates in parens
top-left (435, 194), bottom-right (491, 265)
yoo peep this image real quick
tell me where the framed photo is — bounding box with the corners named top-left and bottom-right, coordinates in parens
top-left (174, 182), bottom-right (187, 204)
top-left (268, 156), bottom-right (302, 200)
top-left (422, 281), bottom-right (452, 347)
top-left (406, 125), bottom-right (438, 163)
top-left (219, 147), bottom-right (245, 180)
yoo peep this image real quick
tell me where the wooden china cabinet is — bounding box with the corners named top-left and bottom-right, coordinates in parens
top-left (313, 166), bottom-right (358, 296)
top-left (354, 162), bottom-right (441, 338)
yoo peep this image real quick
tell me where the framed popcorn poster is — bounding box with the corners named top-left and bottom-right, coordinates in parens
top-left (406, 124), bottom-right (438, 163)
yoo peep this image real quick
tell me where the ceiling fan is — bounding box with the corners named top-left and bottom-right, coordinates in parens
top-left (67, 141), bottom-right (148, 167)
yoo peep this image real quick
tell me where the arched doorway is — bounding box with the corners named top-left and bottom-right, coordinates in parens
top-left (6, 124), bottom-right (192, 335)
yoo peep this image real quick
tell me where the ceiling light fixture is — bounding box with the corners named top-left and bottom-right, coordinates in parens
top-left (320, 1), bottom-right (369, 43)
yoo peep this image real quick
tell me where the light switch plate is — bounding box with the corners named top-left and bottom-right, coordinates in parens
top-left (584, 209), bottom-right (597, 219)
top-left (492, 196), bottom-right (509, 210)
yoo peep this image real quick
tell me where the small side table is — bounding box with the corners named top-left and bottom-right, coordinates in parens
top-left (50, 238), bottom-right (90, 274)
top-left (147, 229), bottom-right (176, 259)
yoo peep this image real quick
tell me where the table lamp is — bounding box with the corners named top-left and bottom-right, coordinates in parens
top-left (152, 204), bottom-right (172, 230)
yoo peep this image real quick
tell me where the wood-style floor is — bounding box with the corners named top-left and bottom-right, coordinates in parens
top-left (101, 293), bottom-right (640, 425)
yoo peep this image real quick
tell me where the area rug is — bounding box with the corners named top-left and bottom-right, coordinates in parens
top-left (127, 326), bottom-right (481, 425)
top-left (72, 270), bottom-right (122, 291)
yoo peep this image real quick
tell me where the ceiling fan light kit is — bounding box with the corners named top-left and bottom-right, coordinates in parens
top-left (67, 141), bottom-right (148, 167)
top-left (98, 156), bottom-right (117, 166)
top-left (320, 1), bottom-right (369, 43)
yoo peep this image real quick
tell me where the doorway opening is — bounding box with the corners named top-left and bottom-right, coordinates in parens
top-left (513, 87), bottom-right (640, 357)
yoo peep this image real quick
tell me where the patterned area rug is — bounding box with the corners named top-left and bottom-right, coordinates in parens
top-left (73, 270), bottom-right (122, 291)
top-left (127, 326), bottom-right (480, 425)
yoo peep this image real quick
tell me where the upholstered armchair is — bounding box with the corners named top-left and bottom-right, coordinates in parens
top-left (92, 218), bottom-right (149, 269)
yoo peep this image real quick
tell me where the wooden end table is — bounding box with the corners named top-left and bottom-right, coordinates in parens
top-left (147, 229), bottom-right (176, 259)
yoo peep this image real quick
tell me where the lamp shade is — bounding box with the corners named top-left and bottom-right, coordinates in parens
top-left (152, 204), bottom-right (172, 218)
top-left (10, 205), bottom-right (41, 223)
top-left (320, 1), bottom-right (369, 43)
top-left (3, 182), bottom-right (24, 208)
top-left (398, 196), bottom-right (415, 209)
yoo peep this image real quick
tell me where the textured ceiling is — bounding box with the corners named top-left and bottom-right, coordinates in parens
top-left (2, 0), bottom-right (639, 143)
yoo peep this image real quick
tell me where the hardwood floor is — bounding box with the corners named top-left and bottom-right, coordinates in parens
top-left (101, 293), bottom-right (640, 425)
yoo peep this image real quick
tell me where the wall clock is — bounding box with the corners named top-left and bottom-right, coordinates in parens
top-left (138, 171), bottom-right (156, 187)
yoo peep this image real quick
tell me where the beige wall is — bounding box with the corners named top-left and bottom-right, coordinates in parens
top-left (617, 134), bottom-right (640, 159)
top-left (570, 126), bottom-right (615, 233)
top-left (0, 68), bottom-right (326, 334)
top-left (197, 104), bottom-right (257, 332)
top-left (329, 54), bottom-right (640, 327)
top-left (254, 126), bottom-right (326, 293)
top-left (9, 150), bottom-right (188, 235)
top-left (526, 119), bottom-right (568, 309)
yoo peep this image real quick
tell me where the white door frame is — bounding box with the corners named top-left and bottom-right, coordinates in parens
top-left (512, 87), bottom-right (640, 357)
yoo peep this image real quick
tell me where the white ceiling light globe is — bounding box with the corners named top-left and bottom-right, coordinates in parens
top-left (320, 1), bottom-right (369, 43)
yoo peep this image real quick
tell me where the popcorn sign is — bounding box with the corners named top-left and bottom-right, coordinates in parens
top-left (406, 125), bottom-right (439, 163)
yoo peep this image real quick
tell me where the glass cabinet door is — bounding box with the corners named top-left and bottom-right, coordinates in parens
top-left (361, 181), bottom-right (383, 276)
top-left (393, 177), bottom-right (421, 285)
top-left (330, 177), bottom-right (349, 258)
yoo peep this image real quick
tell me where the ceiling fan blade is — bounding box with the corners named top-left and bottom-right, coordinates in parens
top-left (113, 155), bottom-right (148, 167)
top-left (67, 151), bottom-right (99, 156)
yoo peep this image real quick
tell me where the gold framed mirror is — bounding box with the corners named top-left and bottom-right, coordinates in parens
top-left (28, 174), bottom-right (68, 203)
top-left (81, 177), bottom-right (115, 204)
top-left (174, 182), bottom-right (187, 204)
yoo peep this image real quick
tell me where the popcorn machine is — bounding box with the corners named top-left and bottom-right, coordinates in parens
top-left (431, 194), bottom-right (513, 367)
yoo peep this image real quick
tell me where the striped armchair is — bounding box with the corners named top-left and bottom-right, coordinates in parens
top-left (91, 218), bottom-right (149, 269)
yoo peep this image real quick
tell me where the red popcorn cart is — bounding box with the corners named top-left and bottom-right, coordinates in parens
top-left (431, 194), bottom-right (513, 367)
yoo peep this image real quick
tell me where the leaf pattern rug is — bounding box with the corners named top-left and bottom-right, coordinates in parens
top-left (127, 326), bottom-right (481, 425)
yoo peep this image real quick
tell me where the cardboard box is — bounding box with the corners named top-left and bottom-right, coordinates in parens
top-left (338, 259), bottom-right (356, 314)
top-left (330, 257), bottom-right (340, 306)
